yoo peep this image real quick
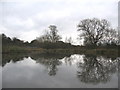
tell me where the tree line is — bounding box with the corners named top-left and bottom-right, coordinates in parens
top-left (1, 33), bottom-right (75, 49)
top-left (1, 18), bottom-right (119, 50)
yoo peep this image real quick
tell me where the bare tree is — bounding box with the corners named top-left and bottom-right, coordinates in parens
top-left (77, 18), bottom-right (117, 46)
top-left (49, 25), bottom-right (62, 43)
top-left (65, 37), bottom-right (73, 44)
top-left (37, 30), bottom-right (51, 42)
top-left (37, 25), bottom-right (62, 43)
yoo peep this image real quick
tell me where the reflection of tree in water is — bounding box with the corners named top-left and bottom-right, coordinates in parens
top-left (77, 55), bottom-right (118, 84)
top-left (2, 53), bottom-right (118, 81)
top-left (118, 57), bottom-right (120, 90)
top-left (64, 56), bottom-right (73, 66)
top-left (2, 53), bottom-right (67, 76)
top-left (2, 54), bottom-right (29, 67)
top-left (31, 54), bottom-right (63, 76)
top-left (39, 58), bottom-right (62, 76)
top-left (118, 57), bottom-right (120, 72)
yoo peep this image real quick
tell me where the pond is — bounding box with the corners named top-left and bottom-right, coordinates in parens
top-left (2, 54), bottom-right (118, 88)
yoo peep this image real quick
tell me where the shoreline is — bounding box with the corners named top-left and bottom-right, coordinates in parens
top-left (2, 47), bottom-right (119, 57)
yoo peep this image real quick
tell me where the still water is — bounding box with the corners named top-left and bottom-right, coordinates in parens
top-left (2, 54), bottom-right (118, 88)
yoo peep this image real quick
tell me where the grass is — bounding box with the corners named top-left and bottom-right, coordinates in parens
top-left (2, 45), bottom-right (44, 54)
top-left (2, 46), bottom-right (28, 53)
top-left (2, 45), bottom-right (119, 57)
top-left (84, 48), bottom-right (118, 57)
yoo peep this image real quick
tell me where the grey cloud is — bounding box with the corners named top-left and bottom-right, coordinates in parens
top-left (0, 0), bottom-right (118, 44)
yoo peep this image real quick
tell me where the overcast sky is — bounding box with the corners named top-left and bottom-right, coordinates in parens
top-left (0, 0), bottom-right (119, 45)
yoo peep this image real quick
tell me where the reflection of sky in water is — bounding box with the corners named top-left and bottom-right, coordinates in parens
top-left (2, 54), bottom-right (118, 88)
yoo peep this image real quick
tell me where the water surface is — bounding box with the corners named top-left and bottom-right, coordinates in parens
top-left (2, 54), bottom-right (118, 88)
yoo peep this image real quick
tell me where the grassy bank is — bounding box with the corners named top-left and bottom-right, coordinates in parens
top-left (2, 46), bottom-right (119, 57)
top-left (43, 48), bottom-right (118, 57)
top-left (2, 46), bottom-right (45, 54)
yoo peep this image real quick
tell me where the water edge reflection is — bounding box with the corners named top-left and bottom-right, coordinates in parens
top-left (2, 53), bottom-right (118, 88)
